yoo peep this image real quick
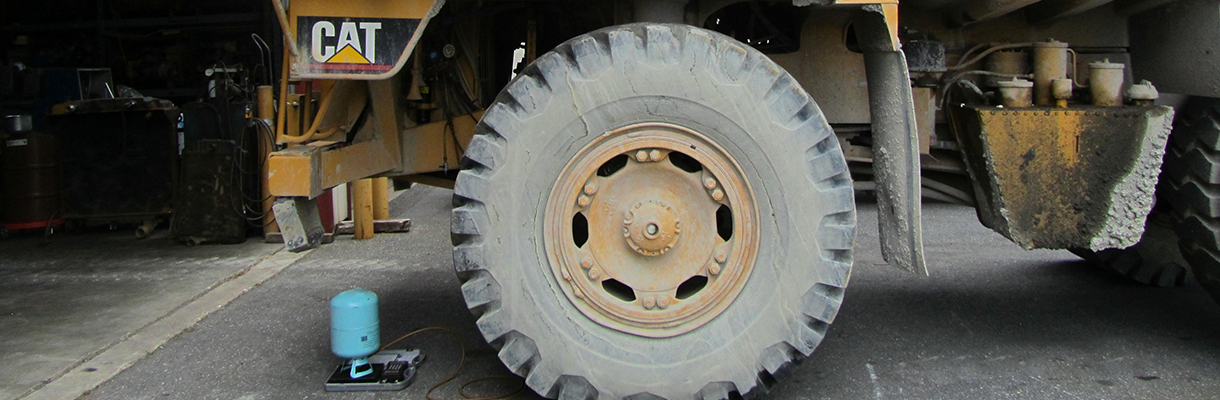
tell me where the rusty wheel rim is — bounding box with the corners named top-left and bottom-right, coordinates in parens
top-left (544, 123), bottom-right (759, 338)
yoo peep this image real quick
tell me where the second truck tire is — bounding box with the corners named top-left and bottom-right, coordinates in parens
top-left (1069, 209), bottom-right (1191, 287)
top-left (1164, 100), bottom-right (1220, 304)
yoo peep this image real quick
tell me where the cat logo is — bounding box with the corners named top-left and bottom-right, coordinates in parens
top-left (311, 21), bottom-right (381, 65)
top-left (297, 16), bottom-right (420, 77)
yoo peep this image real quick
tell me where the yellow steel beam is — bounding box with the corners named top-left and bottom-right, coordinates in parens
top-left (399, 110), bottom-right (485, 175)
top-left (268, 78), bottom-right (403, 198)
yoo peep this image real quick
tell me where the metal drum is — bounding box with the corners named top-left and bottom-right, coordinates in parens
top-left (2, 131), bottom-right (61, 229)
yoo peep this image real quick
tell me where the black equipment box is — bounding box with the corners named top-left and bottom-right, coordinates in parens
top-left (171, 139), bottom-right (246, 244)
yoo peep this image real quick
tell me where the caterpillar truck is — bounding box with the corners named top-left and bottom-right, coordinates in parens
top-left (265, 0), bottom-right (1218, 398)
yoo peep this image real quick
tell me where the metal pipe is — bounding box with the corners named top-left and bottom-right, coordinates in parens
top-left (268, 0), bottom-right (300, 56)
top-left (257, 85), bottom-right (279, 235)
top-left (373, 177), bottom-right (389, 221)
top-left (276, 49), bottom-right (290, 144)
top-left (353, 178), bottom-right (374, 240)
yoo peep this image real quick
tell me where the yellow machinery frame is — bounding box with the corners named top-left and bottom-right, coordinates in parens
top-left (265, 0), bottom-right (901, 199)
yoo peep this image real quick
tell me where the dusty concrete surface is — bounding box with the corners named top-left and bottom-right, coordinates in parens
top-left (82, 185), bottom-right (1220, 400)
top-left (0, 229), bottom-right (281, 400)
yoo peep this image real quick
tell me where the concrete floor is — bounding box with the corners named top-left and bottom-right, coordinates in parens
top-left (10, 185), bottom-right (1220, 399)
top-left (0, 226), bottom-right (282, 400)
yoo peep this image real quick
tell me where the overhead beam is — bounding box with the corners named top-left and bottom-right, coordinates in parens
top-left (1025, 0), bottom-right (1116, 24)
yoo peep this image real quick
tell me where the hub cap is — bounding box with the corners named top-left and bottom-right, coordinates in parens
top-left (544, 123), bottom-right (759, 337)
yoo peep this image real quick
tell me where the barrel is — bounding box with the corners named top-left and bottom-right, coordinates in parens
top-left (2, 132), bottom-right (60, 227)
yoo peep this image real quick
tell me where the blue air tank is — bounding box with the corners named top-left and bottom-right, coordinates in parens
top-left (330, 288), bottom-right (381, 360)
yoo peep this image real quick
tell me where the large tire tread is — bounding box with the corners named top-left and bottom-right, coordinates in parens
top-left (1069, 211), bottom-right (1191, 287)
top-left (1165, 102), bottom-right (1220, 303)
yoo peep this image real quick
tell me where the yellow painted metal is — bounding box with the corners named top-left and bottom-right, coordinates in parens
top-left (958, 105), bottom-right (1174, 250)
top-left (978, 109), bottom-right (1086, 172)
top-left (267, 148), bottom-right (316, 197)
top-left (268, 78), bottom-right (403, 198)
top-left (266, 0), bottom-right (899, 198)
top-left (353, 178), bottom-right (375, 240)
top-left (835, 0), bottom-right (901, 51)
top-left (284, 93), bottom-right (303, 139)
top-left (278, 80), bottom-right (366, 144)
top-left (399, 110), bottom-right (484, 175)
top-left (373, 177), bottom-right (390, 220)
top-left (265, 61), bottom-right (480, 195)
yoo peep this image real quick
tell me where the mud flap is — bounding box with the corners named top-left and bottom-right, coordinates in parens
top-left (855, 6), bottom-right (928, 275)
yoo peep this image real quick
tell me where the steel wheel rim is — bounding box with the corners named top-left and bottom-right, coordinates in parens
top-left (544, 123), bottom-right (760, 338)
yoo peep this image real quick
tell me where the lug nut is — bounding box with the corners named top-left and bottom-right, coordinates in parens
top-left (704, 178), bottom-right (717, 189)
top-left (636, 150), bottom-right (649, 162)
top-left (649, 150), bottom-right (662, 162)
top-left (589, 269), bottom-right (600, 279)
top-left (578, 195), bottom-right (591, 207)
top-left (715, 251), bottom-right (727, 263)
top-left (709, 264), bottom-right (722, 275)
top-left (643, 297), bottom-right (656, 309)
top-left (657, 296), bottom-right (669, 308)
top-left (584, 182), bottom-right (598, 195)
top-left (581, 257), bottom-right (592, 268)
top-left (711, 189), bottom-right (725, 201)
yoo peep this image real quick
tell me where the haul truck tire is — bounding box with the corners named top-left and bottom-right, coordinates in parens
top-left (1068, 210), bottom-right (1191, 287)
top-left (451, 24), bottom-right (856, 399)
top-left (1165, 101), bottom-right (1220, 304)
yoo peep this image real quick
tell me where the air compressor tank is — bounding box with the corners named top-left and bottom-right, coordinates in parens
top-left (330, 288), bottom-right (380, 378)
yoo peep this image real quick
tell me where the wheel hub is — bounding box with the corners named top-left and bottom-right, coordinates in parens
top-left (624, 200), bottom-right (680, 256)
top-left (543, 123), bottom-right (759, 338)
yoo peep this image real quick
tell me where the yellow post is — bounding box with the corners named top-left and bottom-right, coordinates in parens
top-left (353, 178), bottom-right (375, 239)
top-left (373, 177), bottom-right (390, 220)
top-left (256, 85), bottom-right (279, 236)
